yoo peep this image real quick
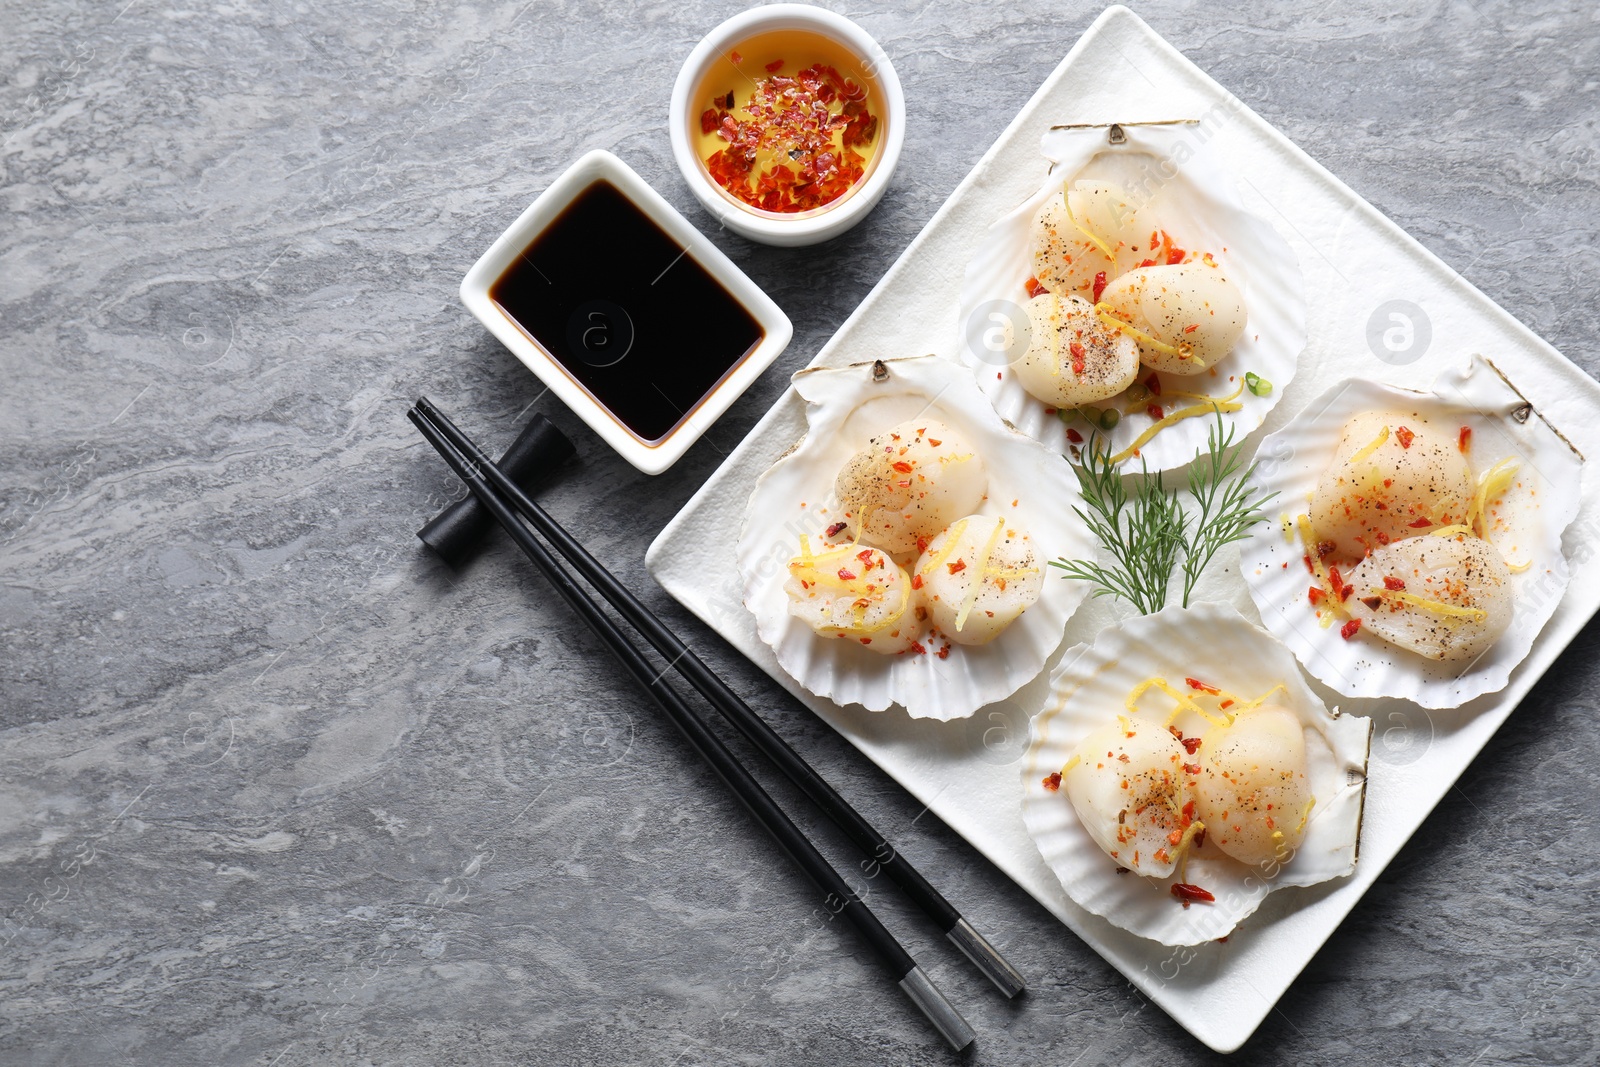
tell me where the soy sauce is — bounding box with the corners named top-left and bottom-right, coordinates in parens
top-left (490, 180), bottom-right (764, 443)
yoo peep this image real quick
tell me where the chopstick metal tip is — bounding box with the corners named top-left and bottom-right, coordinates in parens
top-left (947, 917), bottom-right (1026, 999)
top-left (898, 966), bottom-right (975, 1052)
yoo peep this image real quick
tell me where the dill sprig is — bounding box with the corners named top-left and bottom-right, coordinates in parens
top-left (1050, 412), bottom-right (1276, 612)
top-left (1050, 444), bottom-right (1185, 615)
top-left (1181, 415), bottom-right (1277, 605)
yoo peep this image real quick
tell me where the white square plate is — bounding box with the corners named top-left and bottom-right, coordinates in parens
top-left (645, 6), bottom-right (1600, 1052)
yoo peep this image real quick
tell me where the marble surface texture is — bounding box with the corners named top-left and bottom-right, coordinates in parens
top-left (3, 1), bottom-right (1598, 1064)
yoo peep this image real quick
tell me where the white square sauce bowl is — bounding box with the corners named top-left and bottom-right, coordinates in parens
top-left (460, 149), bottom-right (793, 475)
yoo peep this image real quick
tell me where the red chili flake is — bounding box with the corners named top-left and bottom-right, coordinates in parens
top-left (1181, 736), bottom-right (1202, 755)
top-left (1147, 404), bottom-right (1165, 421)
top-left (1066, 428), bottom-right (1083, 444)
top-left (1024, 276), bottom-right (1047, 298)
top-left (1302, 554), bottom-right (1314, 573)
top-left (1147, 229), bottom-right (1186, 265)
top-left (909, 640), bottom-right (927, 655)
top-left (1183, 323), bottom-right (1199, 334)
top-left (1069, 341), bottom-right (1086, 376)
top-left (891, 461), bottom-right (913, 473)
top-left (825, 521), bottom-right (848, 538)
top-left (1308, 586), bottom-right (1326, 606)
top-left (700, 108), bottom-right (719, 134)
top-left (1328, 565), bottom-right (1350, 602)
top-left (1383, 575), bottom-right (1406, 590)
top-left (947, 559), bottom-right (967, 574)
top-left (1408, 517), bottom-right (1433, 529)
top-left (1043, 772), bottom-right (1062, 792)
top-left (1092, 270), bottom-right (1108, 303)
top-left (910, 574), bottom-right (923, 590)
top-left (1171, 883), bottom-right (1215, 908)
top-left (927, 438), bottom-right (941, 447)
top-left (936, 644), bottom-right (951, 660)
top-left (1183, 762), bottom-right (1201, 775)
top-left (729, 50), bottom-right (743, 64)
top-left (859, 637), bottom-right (872, 644)
top-left (1374, 530), bottom-right (1391, 545)
top-left (1340, 618), bottom-right (1362, 639)
top-left (1184, 677), bottom-right (1217, 693)
top-left (1145, 374), bottom-right (1162, 396)
top-left (1181, 799), bottom-right (1196, 824)
top-left (916, 536), bottom-right (931, 553)
top-left (856, 548), bottom-right (876, 563)
top-left (1219, 699), bottom-right (1234, 710)
top-left (837, 568), bottom-right (857, 581)
top-left (1395, 425), bottom-right (1415, 449)
top-left (764, 58), bottom-right (784, 72)
top-left (1459, 426), bottom-right (1472, 452)
top-left (1317, 541), bottom-right (1337, 559)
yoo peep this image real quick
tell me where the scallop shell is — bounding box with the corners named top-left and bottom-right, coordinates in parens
top-left (1021, 603), bottom-right (1371, 945)
top-left (736, 356), bottom-right (1094, 719)
top-left (1239, 355), bottom-right (1583, 709)
top-left (957, 121), bottom-right (1306, 471)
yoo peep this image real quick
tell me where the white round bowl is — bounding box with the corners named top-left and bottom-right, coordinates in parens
top-left (668, 4), bottom-right (905, 247)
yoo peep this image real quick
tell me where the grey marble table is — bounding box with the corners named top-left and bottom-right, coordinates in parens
top-left (3, 1), bottom-right (1598, 1063)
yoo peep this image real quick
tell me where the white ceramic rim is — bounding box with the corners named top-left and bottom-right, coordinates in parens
top-left (459, 149), bottom-right (793, 475)
top-left (668, 3), bottom-right (906, 247)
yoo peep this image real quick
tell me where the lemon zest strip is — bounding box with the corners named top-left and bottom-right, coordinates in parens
top-left (1092, 302), bottom-right (1195, 362)
top-left (1374, 588), bottom-right (1488, 622)
top-left (1468, 457), bottom-right (1520, 539)
top-left (917, 518), bottom-right (970, 577)
top-left (955, 517), bottom-right (1007, 632)
top-left (1062, 183), bottom-right (1116, 261)
top-left (1296, 513), bottom-right (1345, 626)
top-left (1295, 797), bottom-right (1316, 835)
top-left (1109, 383), bottom-right (1246, 465)
top-left (1349, 425), bottom-right (1390, 465)
top-left (1126, 677), bottom-right (1203, 720)
top-left (1173, 819), bottom-right (1208, 883)
top-left (1228, 683), bottom-right (1287, 715)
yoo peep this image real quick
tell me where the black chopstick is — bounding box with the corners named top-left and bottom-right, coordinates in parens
top-left (407, 405), bottom-right (975, 1051)
top-left (414, 396), bottom-right (1026, 999)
